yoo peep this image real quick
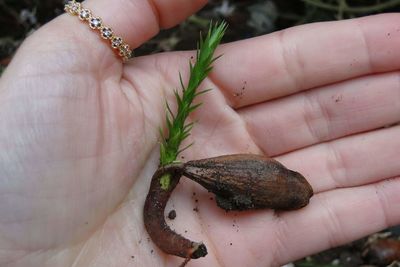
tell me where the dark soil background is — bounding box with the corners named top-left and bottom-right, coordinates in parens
top-left (0, 0), bottom-right (399, 266)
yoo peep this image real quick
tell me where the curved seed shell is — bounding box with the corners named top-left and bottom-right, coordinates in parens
top-left (143, 164), bottom-right (207, 259)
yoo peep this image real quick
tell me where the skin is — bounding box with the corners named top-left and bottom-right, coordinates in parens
top-left (0, 0), bottom-right (399, 266)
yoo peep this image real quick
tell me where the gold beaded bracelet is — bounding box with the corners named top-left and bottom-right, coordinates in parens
top-left (64, 0), bottom-right (133, 61)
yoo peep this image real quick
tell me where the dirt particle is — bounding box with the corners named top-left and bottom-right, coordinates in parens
top-left (209, 197), bottom-right (214, 201)
top-left (184, 230), bottom-right (188, 233)
top-left (195, 199), bottom-right (198, 203)
top-left (230, 243), bottom-right (233, 246)
top-left (168, 209), bottom-right (177, 220)
top-left (193, 207), bottom-right (199, 212)
top-left (151, 250), bottom-right (154, 254)
top-left (233, 81), bottom-right (246, 98)
top-left (332, 94), bottom-right (343, 103)
top-left (131, 255), bottom-right (135, 259)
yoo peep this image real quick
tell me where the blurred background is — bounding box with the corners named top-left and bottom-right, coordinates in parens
top-left (1, 0), bottom-right (400, 266)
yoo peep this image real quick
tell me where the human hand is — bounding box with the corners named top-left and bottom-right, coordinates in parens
top-left (0, 0), bottom-right (399, 266)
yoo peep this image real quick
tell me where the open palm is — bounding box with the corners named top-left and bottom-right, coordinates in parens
top-left (1, 1), bottom-right (399, 266)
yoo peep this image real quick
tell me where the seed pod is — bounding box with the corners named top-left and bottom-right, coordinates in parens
top-left (143, 154), bottom-right (313, 262)
top-left (182, 154), bottom-right (313, 211)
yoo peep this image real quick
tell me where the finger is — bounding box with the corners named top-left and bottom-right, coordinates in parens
top-left (81, 0), bottom-right (207, 48)
top-left (273, 177), bottom-right (400, 265)
top-left (211, 13), bottom-right (400, 107)
top-left (277, 125), bottom-right (400, 194)
top-left (239, 71), bottom-right (400, 156)
top-left (13, 0), bottom-right (206, 68)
